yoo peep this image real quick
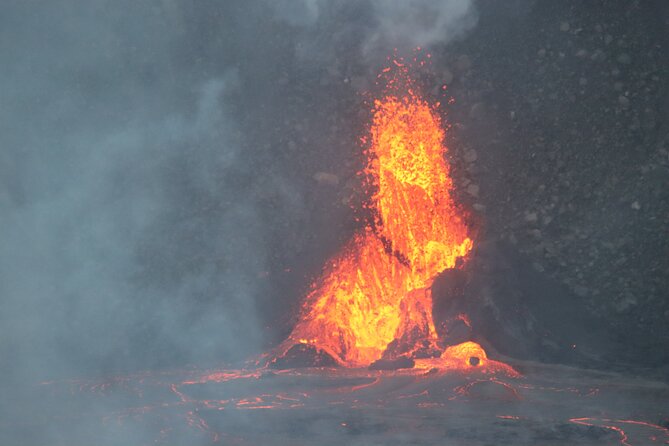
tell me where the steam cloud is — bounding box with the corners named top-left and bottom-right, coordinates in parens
top-left (0, 0), bottom-right (476, 441)
top-left (365, 0), bottom-right (477, 53)
top-left (270, 0), bottom-right (477, 71)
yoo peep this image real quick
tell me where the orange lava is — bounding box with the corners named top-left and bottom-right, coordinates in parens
top-left (278, 57), bottom-right (499, 371)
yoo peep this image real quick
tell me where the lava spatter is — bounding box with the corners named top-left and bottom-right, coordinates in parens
top-left (276, 56), bottom-right (500, 371)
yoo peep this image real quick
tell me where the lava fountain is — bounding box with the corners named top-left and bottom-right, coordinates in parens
top-left (274, 57), bottom-right (510, 373)
top-left (32, 57), bottom-right (669, 446)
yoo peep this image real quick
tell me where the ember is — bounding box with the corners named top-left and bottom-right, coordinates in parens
top-left (275, 57), bottom-right (507, 373)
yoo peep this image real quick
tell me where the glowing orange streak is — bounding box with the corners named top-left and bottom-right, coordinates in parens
top-left (570, 418), bottom-right (631, 446)
top-left (570, 418), bottom-right (669, 446)
top-left (279, 58), bottom-right (485, 368)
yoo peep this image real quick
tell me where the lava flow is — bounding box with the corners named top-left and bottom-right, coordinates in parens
top-left (275, 58), bottom-right (507, 373)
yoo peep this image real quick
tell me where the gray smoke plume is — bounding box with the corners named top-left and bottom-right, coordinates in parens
top-left (269, 0), bottom-right (477, 76)
top-left (0, 0), bottom-right (477, 442)
top-left (365, 0), bottom-right (477, 53)
top-left (1, 0), bottom-right (478, 381)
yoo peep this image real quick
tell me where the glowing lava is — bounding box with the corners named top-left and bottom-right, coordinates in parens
top-left (277, 57), bottom-right (497, 370)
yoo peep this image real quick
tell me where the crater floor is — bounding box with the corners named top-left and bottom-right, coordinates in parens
top-left (15, 361), bottom-right (669, 445)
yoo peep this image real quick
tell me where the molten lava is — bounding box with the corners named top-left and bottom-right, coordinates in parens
top-left (278, 58), bottom-right (491, 370)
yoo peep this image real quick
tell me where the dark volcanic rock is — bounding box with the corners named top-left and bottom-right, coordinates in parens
top-left (431, 240), bottom-right (613, 368)
top-left (433, 268), bottom-right (470, 319)
top-left (381, 337), bottom-right (441, 361)
top-left (437, 316), bottom-right (473, 347)
top-left (467, 380), bottom-right (519, 401)
top-left (432, 267), bottom-right (474, 346)
top-left (269, 344), bottom-right (338, 369)
top-left (368, 356), bottom-right (415, 371)
top-left (442, 0), bottom-right (669, 369)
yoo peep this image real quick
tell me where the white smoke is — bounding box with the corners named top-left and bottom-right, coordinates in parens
top-left (268, 0), bottom-right (477, 56)
top-left (365, 0), bottom-right (477, 53)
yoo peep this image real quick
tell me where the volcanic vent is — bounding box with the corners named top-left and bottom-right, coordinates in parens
top-left (272, 58), bottom-right (510, 373)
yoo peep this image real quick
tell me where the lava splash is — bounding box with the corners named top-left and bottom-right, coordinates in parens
top-left (276, 58), bottom-right (501, 371)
